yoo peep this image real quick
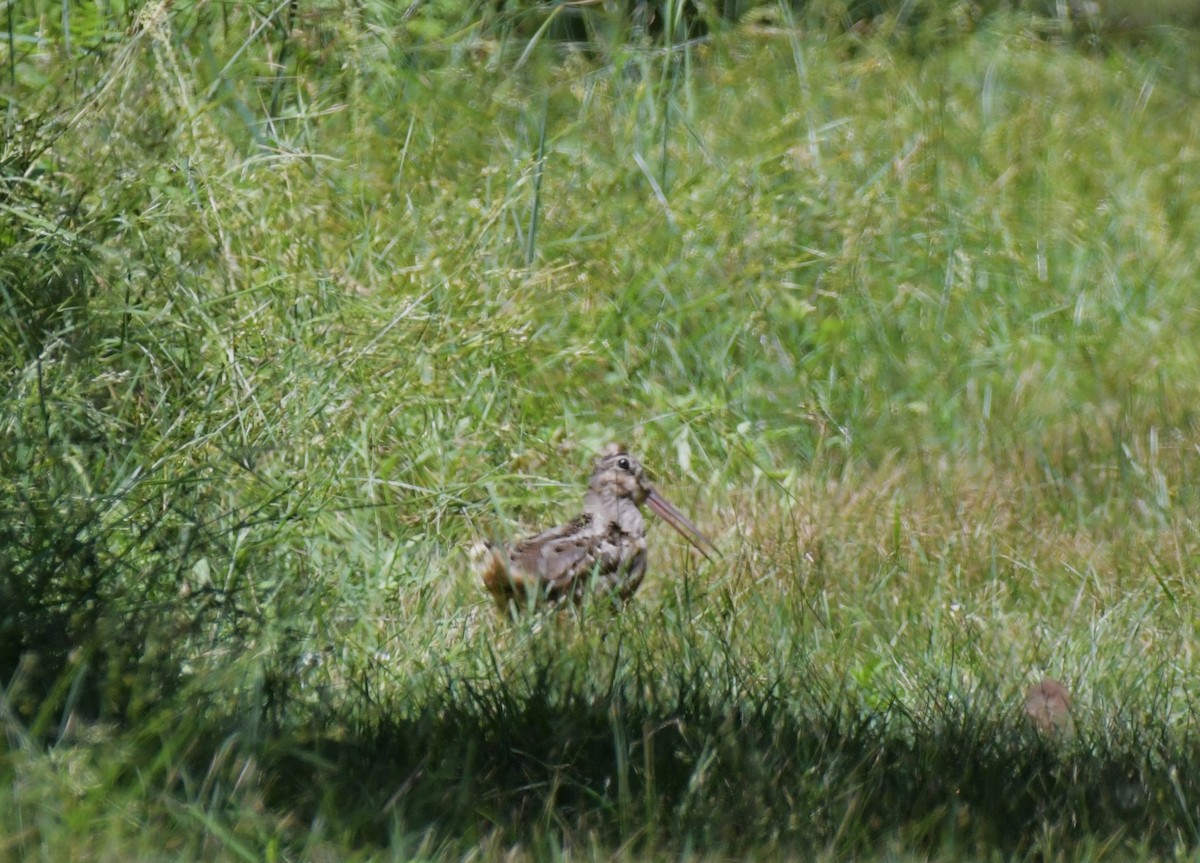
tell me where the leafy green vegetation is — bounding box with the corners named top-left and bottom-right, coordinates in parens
top-left (5, 0), bottom-right (1200, 859)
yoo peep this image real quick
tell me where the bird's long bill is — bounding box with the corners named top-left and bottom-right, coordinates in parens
top-left (646, 488), bottom-right (720, 560)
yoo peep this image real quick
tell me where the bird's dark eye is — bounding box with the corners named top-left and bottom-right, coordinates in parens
top-left (617, 457), bottom-right (631, 471)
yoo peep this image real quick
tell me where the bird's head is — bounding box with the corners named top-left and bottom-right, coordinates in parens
top-left (589, 443), bottom-right (651, 504)
top-left (588, 443), bottom-right (718, 559)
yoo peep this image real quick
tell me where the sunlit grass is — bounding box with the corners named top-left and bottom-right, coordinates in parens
top-left (4, 1), bottom-right (1200, 859)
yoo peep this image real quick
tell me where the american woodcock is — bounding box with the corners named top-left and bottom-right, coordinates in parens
top-left (475, 443), bottom-right (718, 610)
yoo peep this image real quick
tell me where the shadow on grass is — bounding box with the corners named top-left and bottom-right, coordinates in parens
top-left (257, 663), bottom-right (1193, 857)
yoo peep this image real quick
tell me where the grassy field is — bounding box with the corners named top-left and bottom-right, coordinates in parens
top-left (5, 0), bottom-right (1200, 859)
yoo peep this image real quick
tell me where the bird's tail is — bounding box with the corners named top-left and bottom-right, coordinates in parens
top-left (471, 540), bottom-right (512, 596)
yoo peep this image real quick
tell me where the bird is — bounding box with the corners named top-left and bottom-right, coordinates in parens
top-left (474, 443), bottom-right (718, 611)
top-left (1023, 677), bottom-right (1075, 737)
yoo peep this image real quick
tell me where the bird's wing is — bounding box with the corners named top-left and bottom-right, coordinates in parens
top-left (507, 514), bottom-right (627, 598)
top-left (477, 518), bottom-right (590, 607)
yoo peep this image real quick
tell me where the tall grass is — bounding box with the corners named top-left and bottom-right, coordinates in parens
top-left (4, 0), bottom-right (1200, 859)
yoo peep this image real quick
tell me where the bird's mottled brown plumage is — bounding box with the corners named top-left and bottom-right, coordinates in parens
top-left (475, 444), bottom-right (716, 611)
